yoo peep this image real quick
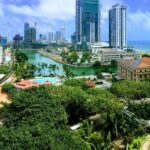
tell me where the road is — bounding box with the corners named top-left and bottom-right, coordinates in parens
top-left (142, 135), bottom-right (150, 150)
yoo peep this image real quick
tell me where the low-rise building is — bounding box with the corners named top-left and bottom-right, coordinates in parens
top-left (92, 49), bottom-right (141, 65)
top-left (118, 57), bottom-right (150, 81)
top-left (90, 42), bottom-right (109, 54)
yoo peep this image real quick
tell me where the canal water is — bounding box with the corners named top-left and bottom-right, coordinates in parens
top-left (22, 49), bottom-right (97, 76)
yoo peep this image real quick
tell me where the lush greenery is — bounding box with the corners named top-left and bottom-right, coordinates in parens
top-left (128, 102), bottom-right (150, 120)
top-left (15, 50), bottom-right (37, 80)
top-left (61, 51), bottom-right (91, 65)
top-left (110, 80), bottom-right (150, 100)
top-left (1, 83), bottom-right (16, 95)
top-left (110, 80), bottom-right (150, 135)
top-left (129, 135), bottom-right (146, 150)
top-left (0, 64), bottom-right (13, 74)
top-left (36, 63), bottom-right (59, 76)
top-left (64, 78), bottom-right (88, 90)
top-left (0, 80), bottom-right (147, 149)
top-left (142, 54), bottom-right (150, 58)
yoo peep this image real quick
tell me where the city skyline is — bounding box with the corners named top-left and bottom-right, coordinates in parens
top-left (0, 0), bottom-right (150, 41)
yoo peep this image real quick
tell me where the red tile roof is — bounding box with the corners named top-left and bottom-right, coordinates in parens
top-left (14, 80), bottom-right (40, 90)
top-left (86, 80), bottom-right (96, 88)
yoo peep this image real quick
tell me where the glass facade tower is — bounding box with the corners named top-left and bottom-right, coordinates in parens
top-left (109, 4), bottom-right (127, 49)
top-left (76, 0), bottom-right (101, 43)
top-left (24, 23), bottom-right (36, 47)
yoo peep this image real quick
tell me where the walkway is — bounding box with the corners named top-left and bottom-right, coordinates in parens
top-left (142, 135), bottom-right (150, 150)
top-left (0, 88), bottom-right (11, 108)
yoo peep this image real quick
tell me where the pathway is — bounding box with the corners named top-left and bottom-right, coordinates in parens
top-left (142, 135), bottom-right (150, 150)
top-left (0, 88), bottom-right (11, 108)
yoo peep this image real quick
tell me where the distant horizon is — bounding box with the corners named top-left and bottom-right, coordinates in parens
top-left (0, 0), bottom-right (150, 41)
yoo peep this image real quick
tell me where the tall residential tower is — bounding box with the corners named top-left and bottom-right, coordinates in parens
top-left (76, 0), bottom-right (101, 43)
top-left (109, 4), bottom-right (127, 49)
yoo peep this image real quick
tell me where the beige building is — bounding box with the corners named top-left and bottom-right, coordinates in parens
top-left (92, 50), bottom-right (141, 65)
top-left (118, 57), bottom-right (150, 81)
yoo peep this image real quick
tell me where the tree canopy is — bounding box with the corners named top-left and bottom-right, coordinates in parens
top-left (0, 82), bottom-right (147, 149)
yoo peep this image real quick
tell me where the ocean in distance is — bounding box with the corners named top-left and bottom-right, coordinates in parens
top-left (128, 41), bottom-right (150, 52)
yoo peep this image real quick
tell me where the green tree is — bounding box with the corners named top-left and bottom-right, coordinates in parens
top-left (110, 81), bottom-right (150, 100)
top-left (142, 54), bottom-right (150, 58)
top-left (64, 78), bottom-right (88, 90)
top-left (1, 83), bottom-right (16, 95)
top-left (95, 70), bottom-right (104, 79)
top-left (93, 61), bottom-right (101, 68)
top-left (15, 50), bottom-right (28, 63)
top-left (81, 52), bottom-right (92, 64)
top-left (68, 52), bottom-right (79, 64)
top-left (63, 65), bottom-right (72, 78)
top-left (111, 60), bottom-right (117, 67)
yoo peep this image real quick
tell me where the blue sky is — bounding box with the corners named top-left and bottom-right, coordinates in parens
top-left (0, 0), bottom-right (150, 41)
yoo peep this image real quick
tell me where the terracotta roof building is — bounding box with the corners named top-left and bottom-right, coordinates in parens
top-left (14, 80), bottom-right (53, 90)
top-left (86, 80), bottom-right (96, 88)
top-left (118, 57), bottom-right (150, 81)
top-left (14, 80), bottom-right (40, 90)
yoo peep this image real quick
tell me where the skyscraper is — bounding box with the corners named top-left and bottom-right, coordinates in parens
top-left (48, 32), bottom-right (55, 43)
top-left (55, 31), bottom-right (61, 44)
top-left (24, 23), bottom-right (29, 41)
top-left (60, 27), bottom-right (66, 43)
top-left (24, 23), bottom-right (36, 47)
top-left (76, 0), bottom-right (101, 43)
top-left (26, 27), bottom-right (36, 46)
top-left (109, 4), bottom-right (127, 49)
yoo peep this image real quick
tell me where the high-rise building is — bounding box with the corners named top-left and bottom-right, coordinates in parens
top-left (24, 23), bottom-right (36, 47)
top-left (76, 0), bottom-right (101, 43)
top-left (0, 36), bottom-right (7, 47)
top-left (26, 27), bottom-right (36, 47)
top-left (24, 23), bottom-right (30, 41)
top-left (109, 4), bottom-right (127, 49)
top-left (48, 32), bottom-right (55, 43)
top-left (55, 31), bottom-right (61, 44)
top-left (60, 27), bottom-right (66, 43)
top-left (71, 32), bottom-right (77, 44)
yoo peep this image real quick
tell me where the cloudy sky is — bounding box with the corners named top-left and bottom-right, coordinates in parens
top-left (0, 0), bottom-right (150, 41)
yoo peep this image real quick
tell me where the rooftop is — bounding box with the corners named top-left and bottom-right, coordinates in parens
top-left (120, 57), bottom-right (150, 69)
top-left (112, 4), bottom-right (127, 9)
top-left (14, 80), bottom-right (52, 90)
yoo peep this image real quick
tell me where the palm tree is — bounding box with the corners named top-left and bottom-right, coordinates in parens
top-left (37, 66), bottom-right (42, 76)
top-left (48, 64), bottom-right (52, 76)
top-left (51, 64), bottom-right (57, 76)
top-left (41, 63), bottom-right (48, 76)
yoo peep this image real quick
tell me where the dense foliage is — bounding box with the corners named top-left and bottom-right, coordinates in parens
top-left (15, 50), bottom-right (28, 63)
top-left (15, 50), bottom-right (36, 80)
top-left (128, 102), bottom-right (150, 120)
top-left (64, 78), bottom-right (88, 90)
top-left (0, 82), bottom-right (147, 149)
top-left (1, 83), bottom-right (16, 95)
top-left (110, 81), bottom-right (150, 100)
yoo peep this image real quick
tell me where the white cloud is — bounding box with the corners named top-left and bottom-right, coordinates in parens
top-left (128, 10), bottom-right (150, 30)
top-left (101, 0), bottom-right (122, 20)
top-left (1, 0), bottom-right (150, 40)
top-left (8, 0), bottom-right (75, 20)
top-left (0, 0), bottom-right (4, 16)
